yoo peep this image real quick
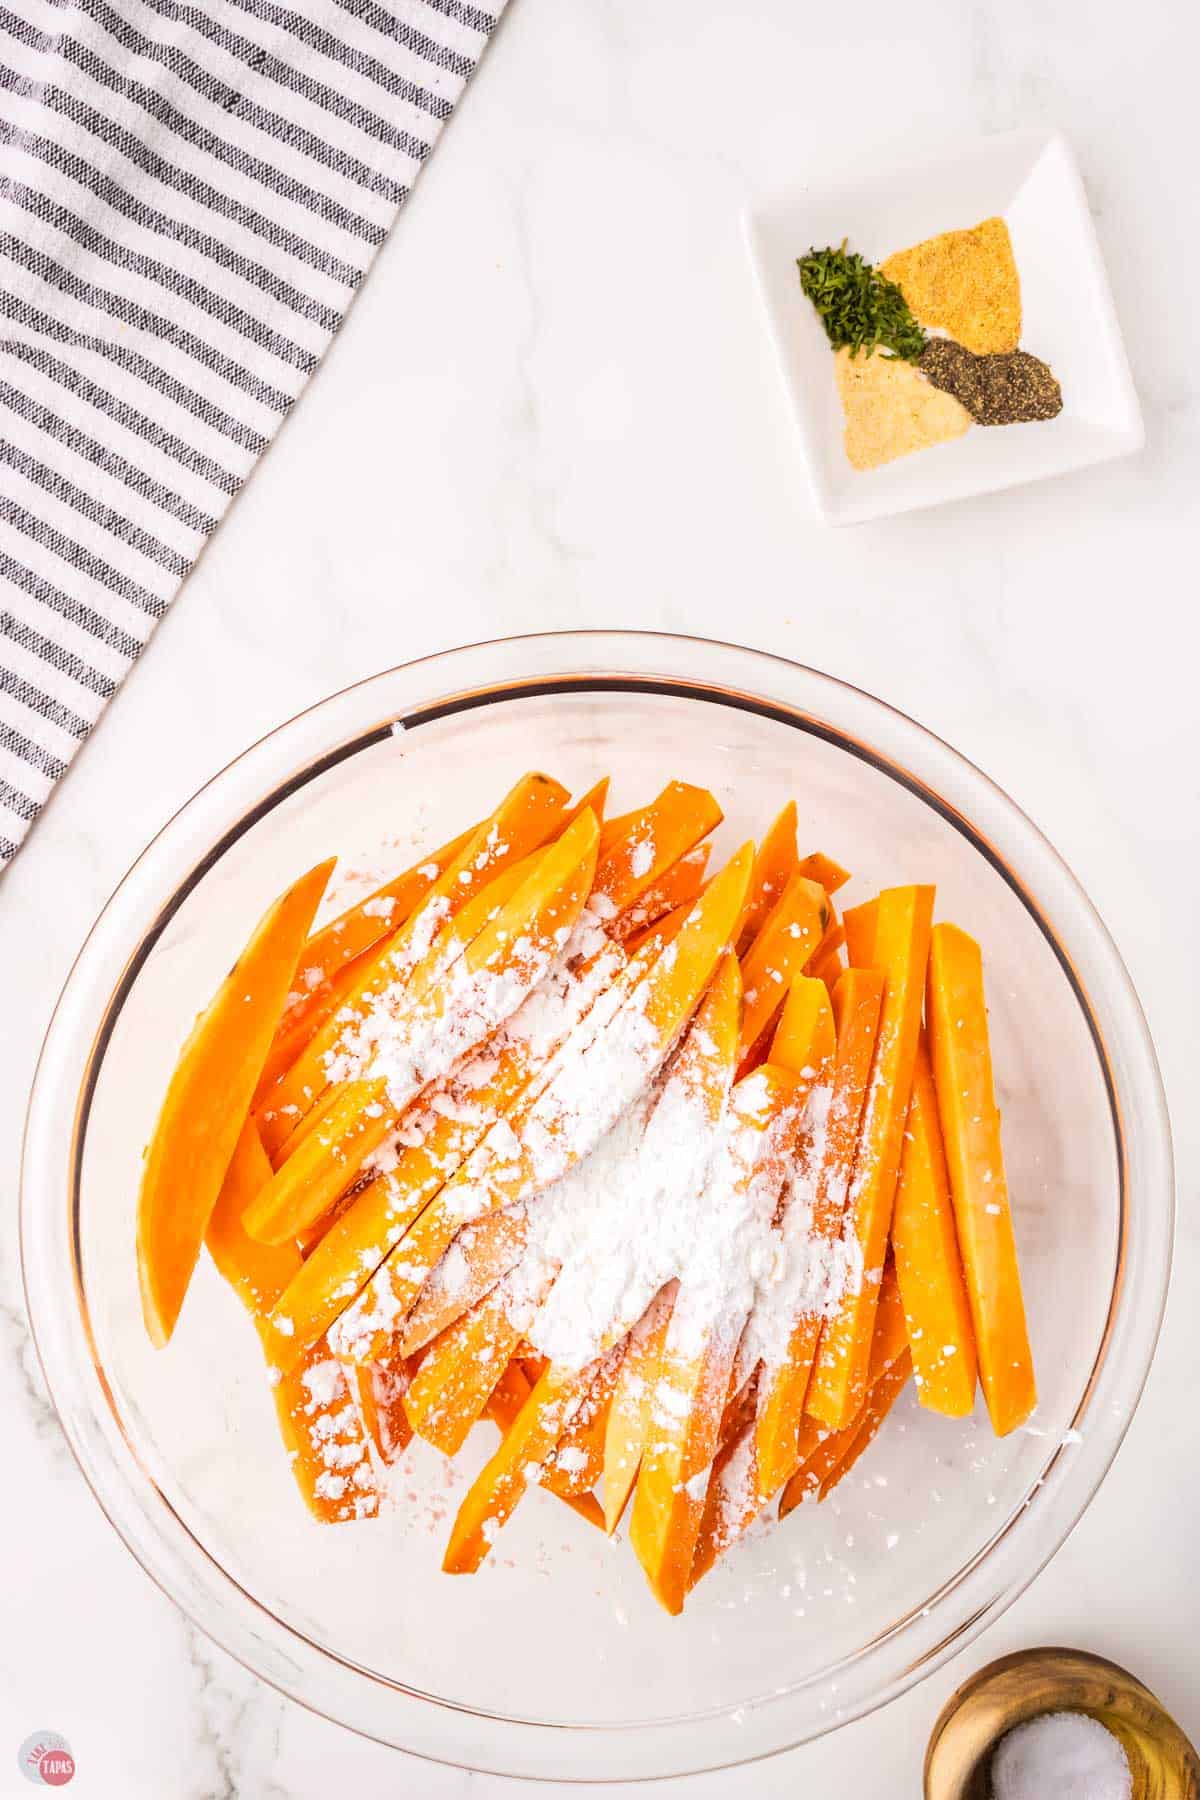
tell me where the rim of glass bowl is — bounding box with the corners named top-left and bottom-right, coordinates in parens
top-left (20, 631), bottom-right (1173, 1784)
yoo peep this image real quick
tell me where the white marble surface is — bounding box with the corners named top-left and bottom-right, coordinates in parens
top-left (3, 0), bottom-right (1198, 1793)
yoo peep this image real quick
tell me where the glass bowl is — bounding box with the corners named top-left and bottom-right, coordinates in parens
top-left (21, 632), bottom-right (1172, 1782)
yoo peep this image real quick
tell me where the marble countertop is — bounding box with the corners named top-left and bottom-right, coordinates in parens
top-left (2, 0), bottom-right (1197, 1793)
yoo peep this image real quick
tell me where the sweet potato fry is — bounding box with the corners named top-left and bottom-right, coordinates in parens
top-left (403, 1265), bottom-right (555, 1455)
top-left (602, 1283), bottom-right (676, 1534)
top-left (610, 844), bottom-right (710, 944)
top-left (780, 1349), bottom-right (912, 1515)
top-left (204, 1120), bottom-right (380, 1521)
top-left (484, 1363), bottom-right (605, 1530)
top-left (253, 822), bottom-right (480, 1111)
top-left (593, 781), bottom-right (722, 911)
top-left (753, 969), bottom-right (881, 1495)
top-left (348, 1356), bottom-right (415, 1465)
top-left (738, 872), bottom-right (830, 1057)
top-left (137, 857), bottom-right (335, 1347)
top-left (737, 801), bottom-right (798, 950)
top-left (926, 923), bottom-right (1035, 1435)
top-left (398, 1207), bottom-right (530, 1358)
top-left (443, 1355), bottom-right (611, 1572)
top-left (797, 850), bottom-right (851, 895)
top-left (806, 884), bottom-right (934, 1429)
top-left (891, 1031), bottom-right (978, 1417)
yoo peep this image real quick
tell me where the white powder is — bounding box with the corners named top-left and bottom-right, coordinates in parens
top-left (361, 896), bottom-right (398, 920)
top-left (324, 922), bottom-right (555, 1117)
top-left (325, 923), bottom-right (630, 1360)
top-left (628, 832), bottom-right (656, 880)
top-left (990, 1711), bottom-right (1132, 1800)
top-left (520, 1017), bottom-right (730, 1370)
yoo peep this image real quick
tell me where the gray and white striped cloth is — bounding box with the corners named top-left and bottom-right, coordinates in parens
top-left (0, 0), bottom-right (506, 866)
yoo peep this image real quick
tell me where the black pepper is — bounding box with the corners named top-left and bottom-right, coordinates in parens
top-left (918, 338), bottom-right (1063, 426)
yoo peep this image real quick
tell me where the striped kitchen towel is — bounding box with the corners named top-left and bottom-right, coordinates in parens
top-left (0, 0), bottom-right (507, 868)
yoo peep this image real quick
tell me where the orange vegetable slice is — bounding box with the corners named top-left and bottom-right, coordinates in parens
top-left (806, 884), bottom-right (934, 1428)
top-left (398, 1207), bottom-right (530, 1358)
top-left (601, 1283), bottom-right (676, 1534)
top-left (137, 856), bottom-right (335, 1347)
top-left (204, 1119), bottom-right (380, 1521)
top-left (780, 1349), bottom-right (912, 1515)
top-left (926, 922), bottom-right (1035, 1435)
top-left (737, 801), bottom-right (798, 950)
top-left (738, 872), bottom-right (830, 1057)
top-left (483, 1363), bottom-right (605, 1531)
top-left (891, 1030), bottom-right (978, 1417)
top-left (753, 968), bottom-right (881, 1495)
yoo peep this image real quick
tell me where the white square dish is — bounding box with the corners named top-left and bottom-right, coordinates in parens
top-left (745, 129), bottom-right (1144, 526)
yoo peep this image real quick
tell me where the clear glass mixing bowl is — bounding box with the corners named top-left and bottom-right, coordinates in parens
top-left (21, 633), bottom-right (1172, 1781)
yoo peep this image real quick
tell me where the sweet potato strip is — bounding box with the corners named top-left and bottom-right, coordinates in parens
top-left (780, 1350), bottom-right (913, 1515)
top-left (593, 781), bottom-right (722, 909)
top-left (546, 1366), bottom-right (615, 1497)
top-left (797, 850), bottom-right (851, 895)
top-left (926, 923), bottom-right (1035, 1435)
top-left (807, 884), bottom-right (934, 1429)
top-left (398, 1207), bottom-right (530, 1357)
top-left (754, 969), bottom-right (881, 1496)
top-left (563, 776), bottom-right (610, 828)
top-left (484, 1364), bottom-right (605, 1530)
top-left (245, 812), bottom-right (599, 1245)
top-left (891, 1032), bottom-right (978, 1417)
top-left (404, 1266), bottom-right (554, 1455)
top-left (258, 771), bottom-right (570, 1155)
top-left (602, 1284), bottom-right (676, 1534)
top-left (738, 801), bottom-right (798, 950)
top-left (204, 1121), bottom-right (379, 1521)
top-left (443, 1354), bottom-right (612, 1572)
top-left (137, 856), bottom-right (334, 1347)
top-left (254, 952), bottom-right (374, 1107)
top-left (738, 872), bottom-right (830, 1056)
top-left (610, 844), bottom-right (709, 945)
top-left (349, 1356), bottom-right (415, 1465)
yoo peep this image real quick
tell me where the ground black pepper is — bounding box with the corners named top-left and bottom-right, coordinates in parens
top-left (918, 338), bottom-right (1063, 425)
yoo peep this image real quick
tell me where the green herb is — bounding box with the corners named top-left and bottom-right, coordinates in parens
top-left (797, 242), bottom-right (927, 362)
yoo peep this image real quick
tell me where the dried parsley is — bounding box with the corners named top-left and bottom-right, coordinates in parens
top-left (798, 243), bottom-right (927, 362)
top-left (918, 338), bottom-right (1062, 425)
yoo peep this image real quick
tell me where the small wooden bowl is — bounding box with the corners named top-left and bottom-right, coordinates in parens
top-left (924, 1647), bottom-right (1200, 1800)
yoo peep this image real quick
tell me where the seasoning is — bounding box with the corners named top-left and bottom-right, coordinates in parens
top-left (798, 243), bottom-right (926, 362)
top-left (833, 347), bottom-right (971, 470)
top-left (990, 1710), bottom-right (1132, 1800)
top-left (882, 216), bottom-right (1020, 355)
top-left (918, 338), bottom-right (1062, 425)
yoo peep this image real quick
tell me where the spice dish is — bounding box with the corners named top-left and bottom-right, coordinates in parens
top-left (22, 637), bottom-right (1171, 1779)
top-left (746, 129), bottom-right (1143, 524)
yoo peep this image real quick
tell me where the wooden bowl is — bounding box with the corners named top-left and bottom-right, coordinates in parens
top-left (924, 1647), bottom-right (1200, 1799)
